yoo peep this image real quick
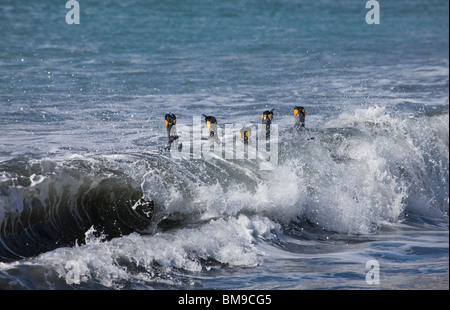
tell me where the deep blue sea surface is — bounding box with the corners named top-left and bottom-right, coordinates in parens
top-left (0, 0), bottom-right (448, 290)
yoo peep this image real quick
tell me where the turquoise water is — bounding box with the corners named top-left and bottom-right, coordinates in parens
top-left (0, 0), bottom-right (448, 290)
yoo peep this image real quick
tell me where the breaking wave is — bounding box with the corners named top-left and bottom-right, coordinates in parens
top-left (0, 107), bottom-right (448, 288)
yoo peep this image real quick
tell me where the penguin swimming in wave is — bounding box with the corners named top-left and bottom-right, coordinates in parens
top-left (239, 126), bottom-right (252, 145)
top-left (202, 114), bottom-right (220, 143)
top-left (292, 106), bottom-right (314, 140)
top-left (261, 109), bottom-right (274, 140)
top-left (164, 113), bottom-right (182, 151)
top-left (294, 106), bottom-right (306, 128)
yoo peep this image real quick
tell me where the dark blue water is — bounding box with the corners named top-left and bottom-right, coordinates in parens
top-left (0, 0), bottom-right (448, 290)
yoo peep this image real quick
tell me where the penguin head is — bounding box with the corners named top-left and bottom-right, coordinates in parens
top-left (165, 113), bottom-right (177, 130)
top-left (239, 127), bottom-right (251, 144)
top-left (261, 109), bottom-right (274, 126)
top-left (202, 114), bottom-right (217, 131)
top-left (294, 106), bottom-right (306, 127)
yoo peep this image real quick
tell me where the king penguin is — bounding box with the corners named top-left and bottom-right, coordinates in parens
top-left (164, 113), bottom-right (182, 151)
top-left (202, 114), bottom-right (220, 143)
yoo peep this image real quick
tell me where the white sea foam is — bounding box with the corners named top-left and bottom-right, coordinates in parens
top-left (31, 214), bottom-right (277, 288)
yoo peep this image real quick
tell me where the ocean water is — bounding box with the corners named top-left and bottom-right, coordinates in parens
top-left (0, 0), bottom-right (448, 290)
